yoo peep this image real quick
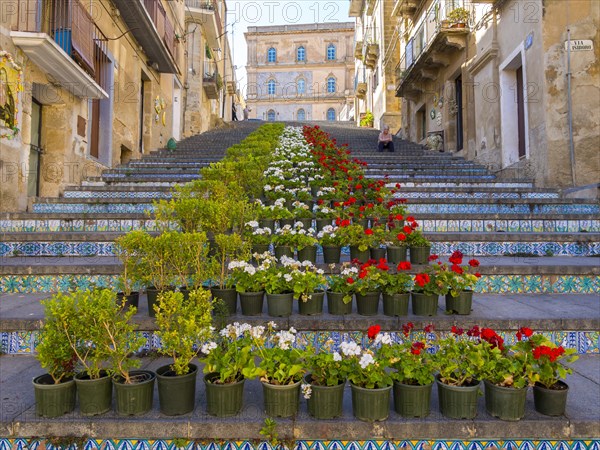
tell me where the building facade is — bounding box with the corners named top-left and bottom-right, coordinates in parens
top-left (0, 0), bottom-right (233, 212)
top-left (244, 23), bottom-right (355, 122)
top-left (393, 0), bottom-right (599, 191)
top-left (349, 0), bottom-right (403, 132)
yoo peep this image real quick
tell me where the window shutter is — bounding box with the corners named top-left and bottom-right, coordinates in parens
top-left (71, 0), bottom-right (95, 75)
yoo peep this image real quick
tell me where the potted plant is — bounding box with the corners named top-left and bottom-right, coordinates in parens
top-left (479, 326), bottom-right (531, 421)
top-left (389, 322), bottom-right (436, 417)
top-left (385, 226), bottom-right (409, 264)
top-left (314, 202), bottom-right (337, 231)
top-left (352, 259), bottom-right (388, 315)
top-left (229, 255), bottom-right (270, 315)
top-left (326, 264), bottom-right (358, 315)
top-left (291, 201), bottom-right (314, 229)
top-left (200, 322), bottom-right (266, 417)
top-left (436, 251), bottom-right (481, 314)
top-left (302, 344), bottom-right (351, 419)
top-left (209, 233), bottom-right (250, 315)
top-left (360, 110), bottom-right (374, 128)
top-left (244, 220), bottom-right (272, 255)
top-left (153, 289), bottom-right (213, 415)
top-left (34, 294), bottom-right (79, 417)
top-left (289, 260), bottom-right (327, 315)
top-left (343, 326), bottom-right (394, 421)
top-left (447, 6), bottom-right (470, 27)
top-left (256, 326), bottom-right (306, 417)
top-left (318, 224), bottom-right (343, 263)
top-left (337, 223), bottom-right (376, 263)
top-left (114, 231), bottom-right (150, 309)
top-left (163, 231), bottom-right (209, 297)
top-left (263, 260), bottom-right (295, 317)
top-left (434, 325), bottom-right (485, 419)
top-left (380, 261), bottom-right (413, 316)
top-left (404, 218), bottom-right (431, 264)
top-left (526, 332), bottom-right (578, 416)
top-left (411, 264), bottom-right (447, 316)
top-left (65, 289), bottom-right (119, 416)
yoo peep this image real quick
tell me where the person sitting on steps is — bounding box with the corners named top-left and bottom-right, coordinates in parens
top-left (378, 125), bottom-right (395, 152)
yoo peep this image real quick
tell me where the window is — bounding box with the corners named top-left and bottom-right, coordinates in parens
top-left (297, 109), bottom-right (306, 121)
top-left (267, 47), bottom-right (276, 63)
top-left (297, 46), bottom-right (306, 62)
top-left (327, 108), bottom-right (336, 121)
top-left (327, 77), bottom-right (336, 93)
top-left (297, 78), bottom-right (305, 94)
top-left (327, 44), bottom-right (336, 60)
top-left (267, 79), bottom-right (276, 95)
top-left (267, 109), bottom-right (276, 121)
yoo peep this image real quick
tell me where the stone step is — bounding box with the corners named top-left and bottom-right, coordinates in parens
top-left (2, 214), bottom-right (598, 232)
top-left (1, 232), bottom-right (598, 257)
top-left (1, 256), bottom-right (598, 294)
top-left (0, 353), bottom-right (596, 441)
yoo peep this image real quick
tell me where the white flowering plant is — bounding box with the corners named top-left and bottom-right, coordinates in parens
top-left (263, 261), bottom-right (295, 295)
top-left (326, 264), bottom-right (359, 304)
top-left (272, 222), bottom-right (318, 250)
top-left (291, 201), bottom-right (314, 219)
top-left (315, 202), bottom-right (339, 219)
top-left (258, 200), bottom-right (294, 221)
top-left (228, 254), bottom-right (274, 293)
top-left (200, 322), bottom-right (269, 384)
top-left (280, 258), bottom-right (327, 302)
top-left (343, 326), bottom-right (394, 389)
top-left (243, 221), bottom-right (272, 246)
top-left (318, 225), bottom-right (344, 246)
top-left (256, 326), bottom-right (306, 385)
top-left (303, 341), bottom-right (351, 388)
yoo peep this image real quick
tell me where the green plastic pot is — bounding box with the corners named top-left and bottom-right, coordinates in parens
top-left (350, 383), bottom-right (392, 421)
top-left (327, 291), bottom-right (353, 315)
top-left (117, 292), bottom-right (139, 310)
top-left (298, 291), bottom-right (324, 315)
top-left (113, 370), bottom-right (155, 416)
top-left (252, 244), bottom-right (270, 260)
top-left (436, 375), bottom-right (480, 419)
top-left (211, 287), bottom-right (237, 315)
top-left (296, 218), bottom-right (313, 230)
top-left (305, 374), bottom-right (345, 419)
top-left (484, 380), bottom-right (527, 421)
top-left (411, 292), bottom-right (439, 316)
top-left (356, 292), bottom-right (380, 316)
top-left (409, 246), bottom-right (431, 265)
top-left (297, 245), bottom-right (317, 263)
top-left (267, 292), bottom-right (293, 317)
top-left (322, 245), bottom-right (341, 264)
top-left (239, 291), bottom-right (264, 316)
top-left (383, 292), bottom-right (410, 316)
top-left (386, 245), bottom-right (408, 264)
top-left (445, 290), bottom-right (473, 315)
top-left (74, 371), bottom-right (112, 416)
top-left (533, 381), bottom-right (569, 416)
top-left (316, 218), bottom-right (332, 232)
top-left (262, 379), bottom-right (301, 417)
top-left (33, 374), bottom-right (76, 418)
top-left (370, 247), bottom-right (386, 261)
top-left (146, 288), bottom-right (160, 318)
top-left (350, 246), bottom-right (370, 263)
top-left (279, 219), bottom-right (294, 228)
top-left (156, 364), bottom-right (197, 416)
top-left (393, 381), bottom-right (432, 418)
top-left (204, 373), bottom-right (245, 417)
top-left (259, 219), bottom-right (275, 231)
top-left (274, 245), bottom-right (294, 259)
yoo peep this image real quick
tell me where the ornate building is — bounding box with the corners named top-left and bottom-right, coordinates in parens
top-left (244, 23), bottom-right (355, 122)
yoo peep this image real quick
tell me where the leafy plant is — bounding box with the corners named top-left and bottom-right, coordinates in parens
top-left (256, 327), bottom-right (305, 385)
top-left (435, 251), bottom-right (481, 296)
top-left (209, 233), bottom-right (250, 289)
top-left (389, 323), bottom-right (436, 386)
top-left (343, 326), bottom-right (394, 389)
top-left (154, 289), bottom-right (213, 376)
top-left (360, 110), bottom-right (374, 127)
top-left (336, 223), bottom-right (376, 251)
top-left (447, 6), bottom-right (470, 24)
top-left (327, 264), bottom-right (359, 304)
top-left (114, 231), bottom-right (151, 295)
top-left (304, 343), bottom-right (350, 387)
top-left (434, 326), bottom-right (486, 386)
top-left (380, 261), bottom-right (413, 294)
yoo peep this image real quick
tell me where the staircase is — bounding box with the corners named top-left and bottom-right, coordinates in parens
top-left (0, 121), bottom-right (598, 445)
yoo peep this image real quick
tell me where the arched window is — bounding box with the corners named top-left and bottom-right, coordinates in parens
top-left (297, 78), bottom-right (306, 95)
top-left (267, 110), bottom-right (276, 121)
top-left (267, 79), bottom-right (276, 95)
top-left (327, 44), bottom-right (336, 60)
top-left (297, 46), bottom-right (306, 62)
top-left (267, 47), bottom-right (276, 63)
top-left (327, 77), bottom-right (336, 93)
top-left (327, 108), bottom-right (336, 121)
top-left (297, 109), bottom-right (306, 121)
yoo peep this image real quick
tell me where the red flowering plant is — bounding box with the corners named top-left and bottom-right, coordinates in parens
top-left (388, 323), bottom-right (437, 386)
top-left (435, 251), bottom-right (482, 296)
top-left (380, 261), bottom-right (414, 295)
top-left (433, 325), bottom-right (487, 386)
top-left (411, 266), bottom-right (448, 296)
top-left (336, 223), bottom-right (377, 251)
top-left (402, 218), bottom-right (431, 248)
top-left (326, 263), bottom-right (359, 304)
top-left (352, 259), bottom-right (389, 296)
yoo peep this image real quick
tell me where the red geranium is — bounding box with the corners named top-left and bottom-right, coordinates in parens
top-left (367, 325), bottom-right (381, 339)
top-left (397, 261), bottom-right (411, 271)
top-left (402, 322), bottom-right (414, 336)
top-left (516, 327), bottom-right (533, 341)
top-left (468, 259), bottom-right (480, 267)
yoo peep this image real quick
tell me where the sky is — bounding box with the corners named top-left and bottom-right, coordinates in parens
top-left (224, 0), bottom-right (353, 98)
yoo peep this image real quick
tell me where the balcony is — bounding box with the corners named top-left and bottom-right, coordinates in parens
top-left (348, 0), bottom-right (365, 17)
top-left (354, 41), bottom-right (364, 60)
top-left (364, 43), bottom-right (379, 69)
top-left (226, 80), bottom-right (236, 95)
top-left (10, 0), bottom-right (107, 99)
top-left (392, 0), bottom-right (423, 19)
top-left (185, 0), bottom-right (223, 51)
top-left (112, 0), bottom-right (178, 73)
top-left (203, 61), bottom-right (221, 99)
top-left (395, 0), bottom-right (470, 99)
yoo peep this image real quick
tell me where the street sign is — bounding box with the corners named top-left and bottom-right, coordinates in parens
top-left (564, 40), bottom-right (594, 52)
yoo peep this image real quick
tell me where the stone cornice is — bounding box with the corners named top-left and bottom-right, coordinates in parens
top-left (468, 43), bottom-right (499, 76)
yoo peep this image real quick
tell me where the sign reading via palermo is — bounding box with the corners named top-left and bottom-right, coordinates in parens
top-left (564, 40), bottom-right (594, 52)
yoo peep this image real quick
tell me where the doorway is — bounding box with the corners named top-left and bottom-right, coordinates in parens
top-left (172, 79), bottom-right (182, 140)
top-left (455, 76), bottom-right (463, 151)
top-left (28, 99), bottom-right (42, 197)
top-left (139, 71), bottom-right (151, 153)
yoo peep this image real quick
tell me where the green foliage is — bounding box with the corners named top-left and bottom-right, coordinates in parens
top-left (114, 231), bottom-right (151, 295)
top-left (257, 328), bottom-right (305, 385)
top-left (304, 345), bottom-right (350, 387)
top-left (405, 228), bottom-right (431, 248)
top-left (389, 331), bottom-right (436, 386)
top-left (336, 224), bottom-right (376, 251)
top-left (154, 289), bottom-right (213, 376)
top-left (447, 7), bottom-right (470, 23)
top-left (272, 223), bottom-right (318, 250)
top-left (434, 334), bottom-right (486, 386)
top-left (259, 418), bottom-right (279, 447)
top-left (360, 110), bottom-right (374, 127)
top-left (380, 267), bottom-right (413, 295)
top-left (209, 233), bottom-right (250, 289)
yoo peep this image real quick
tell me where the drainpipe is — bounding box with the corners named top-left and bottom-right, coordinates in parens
top-left (566, 28), bottom-right (576, 187)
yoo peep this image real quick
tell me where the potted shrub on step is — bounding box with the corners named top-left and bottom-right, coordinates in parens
top-left (380, 261), bottom-right (413, 316)
top-left (404, 218), bottom-right (431, 264)
top-left (289, 259), bottom-right (327, 315)
top-left (436, 251), bottom-right (481, 315)
top-left (153, 289), bottom-right (213, 415)
top-left (229, 255), bottom-right (271, 315)
top-left (326, 265), bottom-right (358, 315)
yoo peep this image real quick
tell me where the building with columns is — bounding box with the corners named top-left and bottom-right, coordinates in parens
top-left (244, 23), bottom-right (355, 122)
